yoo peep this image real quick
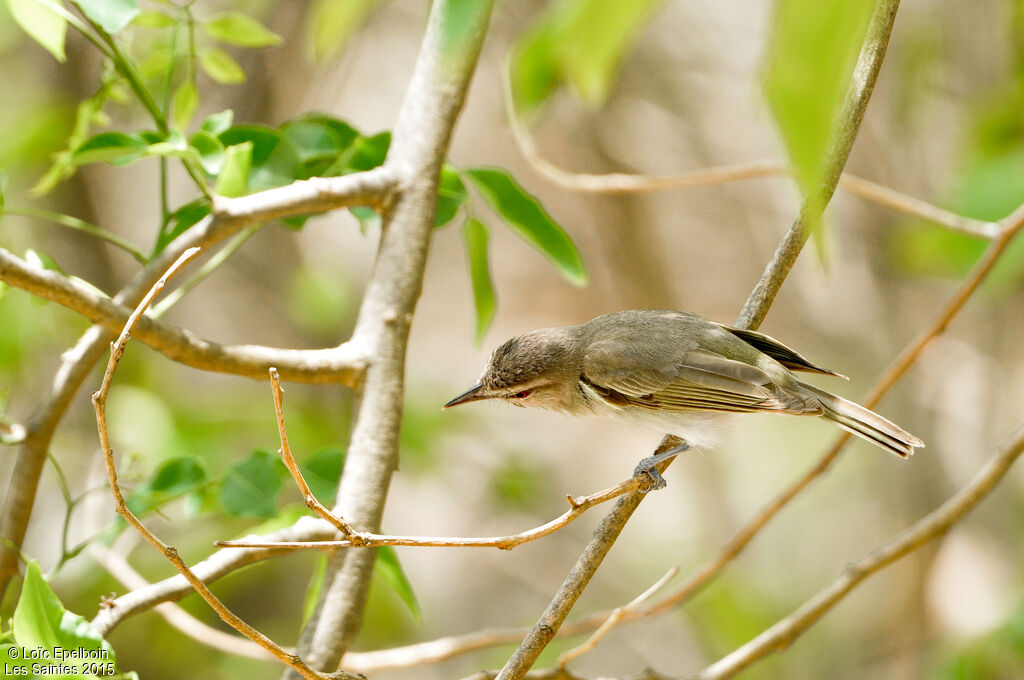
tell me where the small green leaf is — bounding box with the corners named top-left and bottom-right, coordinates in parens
top-left (464, 166), bottom-right (586, 286)
top-left (13, 562), bottom-right (118, 677)
top-left (138, 47), bottom-right (175, 80)
top-left (375, 546), bottom-right (421, 622)
top-left (201, 109), bottom-right (234, 136)
top-left (198, 47), bottom-right (246, 84)
top-left (72, 132), bottom-right (147, 165)
top-left (202, 11), bottom-right (281, 47)
top-left (155, 200), bottom-right (210, 254)
top-left (218, 449), bottom-right (286, 518)
top-left (172, 80), bottom-right (199, 130)
top-left (214, 141), bottom-right (252, 197)
top-left (350, 206), bottom-right (380, 233)
top-left (282, 115), bottom-right (358, 167)
top-left (340, 131), bottom-right (390, 173)
top-left (298, 446), bottom-right (346, 506)
top-left (219, 125), bottom-right (298, 191)
top-left (133, 9), bottom-right (176, 28)
top-left (127, 456), bottom-right (207, 515)
top-left (71, 0), bottom-right (139, 34)
top-left (189, 130), bottom-right (225, 175)
top-left (435, 164), bottom-right (468, 227)
top-left (8, 0), bottom-right (68, 62)
top-left (462, 219), bottom-right (496, 343)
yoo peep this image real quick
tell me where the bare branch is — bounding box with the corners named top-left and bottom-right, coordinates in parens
top-left (88, 544), bottom-right (276, 661)
top-left (215, 473), bottom-right (653, 552)
top-left (736, 0), bottom-right (901, 331)
top-left (689, 422), bottom-right (1024, 680)
top-left (91, 248), bottom-right (358, 680)
top-left (0, 249), bottom-right (369, 386)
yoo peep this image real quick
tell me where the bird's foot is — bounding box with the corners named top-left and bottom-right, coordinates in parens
top-left (633, 442), bottom-right (690, 492)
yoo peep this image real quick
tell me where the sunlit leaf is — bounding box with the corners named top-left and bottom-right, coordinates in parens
top-left (375, 546), bottom-right (421, 622)
top-left (133, 9), bottom-right (175, 28)
top-left (463, 166), bottom-right (586, 286)
top-left (202, 11), bottom-right (281, 47)
top-left (511, 0), bottom-right (663, 117)
top-left (71, 0), bottom-right (139, 34)
top-left (8, 0), bottom-right (67, 62)
top-left (189, 130), bottom-right (225, 175)
top-left (462, 218), bottom-right (496, 343)
top-left (218, 449), bottom-right (286, 518)
top-left (200, 109), bottom-right (234, 136)
top-left (13, 562), bottom-right (119, 677)
top-left (214, 141), bottom-right (252, 197)
top-left (198, 47), bottom-right (246, 84)
top-left (172, 79), bottom-right (199, 130)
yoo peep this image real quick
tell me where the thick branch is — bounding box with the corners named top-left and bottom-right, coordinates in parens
top-left (735, 0), bottom-right (901, 330)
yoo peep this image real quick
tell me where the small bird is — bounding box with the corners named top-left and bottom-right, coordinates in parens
top-left (444, 310), bottom-right (923, 482)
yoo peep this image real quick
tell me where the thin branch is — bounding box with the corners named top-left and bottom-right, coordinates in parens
top-left (501, 58), bottom-right (995, 239)
top-left (216, 473), bottom-right (653, 552)
top-left (689, 422), bottom-right (1024, 680)
top-left (0, 248), bottom-right (369, 386)
top-left (91, 248), bottom-right (357, 680)
top-left (269, 368), bottom-right (359, 538)
top-left (557, 566), bottom-right (678, 669)
top-left (495, 437), bottom-right (683, 680)
top-left (5, 207), bottom-right (148, 263)
top-left (88, 544), bottom-right (276, 661)
top-left (736, 0), bottom-right (901, 331)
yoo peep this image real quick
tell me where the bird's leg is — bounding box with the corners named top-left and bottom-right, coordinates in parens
top-left (634, 441), bottom-right (690, 492)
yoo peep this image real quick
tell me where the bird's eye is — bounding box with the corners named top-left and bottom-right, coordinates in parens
top-left (511, 389), bottom-right (532, 399)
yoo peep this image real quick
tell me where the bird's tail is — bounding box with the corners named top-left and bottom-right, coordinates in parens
top-left (799, 383), bottom-right (924, 458)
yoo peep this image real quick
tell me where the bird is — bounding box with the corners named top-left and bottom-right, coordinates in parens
top-left (443, 310), bottom-right (923, 485)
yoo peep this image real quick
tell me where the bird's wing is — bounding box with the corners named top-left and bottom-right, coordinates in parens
top-left (582, 341), bottom-right (819, 414)
top-left (718, 324), bottom-right (847, 379)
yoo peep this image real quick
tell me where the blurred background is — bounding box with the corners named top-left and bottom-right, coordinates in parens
top-left (1, 1), bottom-right (1023, 679)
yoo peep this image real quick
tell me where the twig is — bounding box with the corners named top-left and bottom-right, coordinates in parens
top-left (501, 58), bottom-right (995, 239)
top-left (88, 543), bottom-right (276, 661)
top-left (557, 566), bottom-right (678, 669)
top-left (495, 436), bottom-right (684, 680)
top-left (90, 248), bottom-right (355, 680)
top-left (215, 473), bottom-right (653, 551)
top-left (736, 0), bottom-right (901, 331)
top-left (688, 422), bottom-right (1024, 680)
top-left (269, 368), bottom-right (360, 539)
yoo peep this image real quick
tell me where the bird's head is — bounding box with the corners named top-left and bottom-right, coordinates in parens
top-left (443, 328), bottom-right (580, 411)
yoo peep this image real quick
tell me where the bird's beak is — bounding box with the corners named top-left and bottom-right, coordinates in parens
top-left (443, 384), bottom-right (491, 409)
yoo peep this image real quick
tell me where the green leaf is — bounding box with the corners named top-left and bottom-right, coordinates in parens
top-left (435, 164), bottom-right (468, 228)
top-left (189, 130), bottom-right (225, 175)
top-left (463, 166), bottom-right (586, 286)
top-left (25, 249), bottom-right (63, 273)
top-left (281, 115), bottom-right (358, 167)
top-left (198, 47), bottom-right (246, 84)
top-left (763, 0), bottom-right (874, 198)
top-left (306, 0), bottom-right (379, 62)
top-left (350, 206), bottom-right (380, 233)
top-left (511, 0), bottom-right (663, 117)
top-left (13, 562), bottom-right (118, 677)
top-left (202, 11), bottom-right (281, 48)
top-left (201, 109), bottom-right (234, 136)
top-left (72, 132), bottom-right (147, 165)
top-left (8, 0), bottom-right (67, 62)
top-left (219, 125), bottom-right (298, 191)
top-left (172, 79), bottom-right (199, 130)
top-left (127, 456), bottom-right (207, 516)
top-left (133, 9), bottom-right (175, 28)
top-left (218, 449), bottom-right (286, 518)
top-left (71, 0), bottom-right (139, 34)
top-left (214, 141), bottom-right (252, 197)
top-left (138, 47), bottom-right (175, 80)
top-left (155, 200), bottom-right (210, 254)
top-left (339, 131), bottom-right (390, 173)
top-left (375, 546), bottom-right (421, 622)
top-left (298, 446), bottom-right (346, 506)
top-left (462, 219), bottom-right (496, 343)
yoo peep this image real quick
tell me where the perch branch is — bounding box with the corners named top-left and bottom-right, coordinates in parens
top-left (216, 473), bottom-right (654, 551)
